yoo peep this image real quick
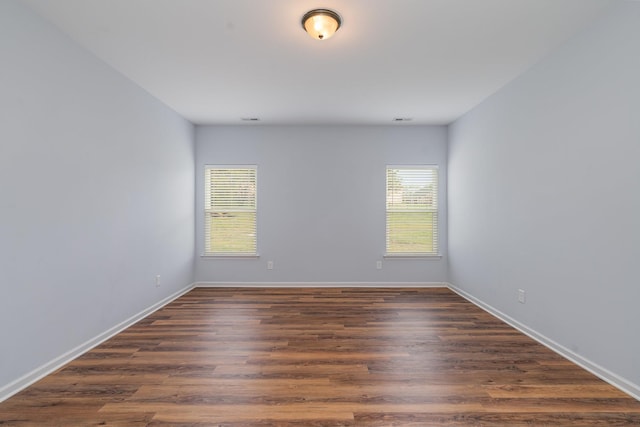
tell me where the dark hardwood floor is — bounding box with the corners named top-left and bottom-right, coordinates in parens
top-left (1, 287), bottom-right (639, 426)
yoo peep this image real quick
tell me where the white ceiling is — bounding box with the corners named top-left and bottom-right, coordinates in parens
top-left (23, 0), bottom-right (614, 125)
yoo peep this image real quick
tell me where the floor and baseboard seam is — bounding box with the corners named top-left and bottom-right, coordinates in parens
top-left (446, 282), bottom-right (640, 401)
top-left (0, 282), bottom-right (196, 403)
top-left (2, 281), bottom-right (638, 403)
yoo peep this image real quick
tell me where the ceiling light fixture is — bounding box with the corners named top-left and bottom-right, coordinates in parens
top-left (301, 9), bottom-right (341, 40)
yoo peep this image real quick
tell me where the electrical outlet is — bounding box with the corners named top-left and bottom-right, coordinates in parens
top-left (518, 289), bottom-right (526, 304)
top-left (267, 261), bottom-right (274, 270)
top-left (376, 260), bottom-right (382, 270)
top-left (155, 275), bottom-right (161, 287)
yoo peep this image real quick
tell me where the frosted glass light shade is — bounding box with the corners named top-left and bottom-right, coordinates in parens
top-left (302, 9), bottom-right (341, 40)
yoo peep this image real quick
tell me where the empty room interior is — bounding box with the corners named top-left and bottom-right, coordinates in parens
top-left (1, 0), bottom-right (639, 425)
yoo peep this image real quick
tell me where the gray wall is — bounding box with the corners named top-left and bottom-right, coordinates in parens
top-left (448, 1), bottom-right (640, 392)
top-left (0, 1), bottom-right (194, 392)
top-left (196, 125), bottom-right (448, 284)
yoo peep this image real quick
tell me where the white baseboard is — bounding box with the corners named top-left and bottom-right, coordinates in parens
top-left (447, 282), bottom-right (640, 401)
top-left (0, 283), bottom-right (195, 403)
top-left (195, 281), bottom-right (448, 288)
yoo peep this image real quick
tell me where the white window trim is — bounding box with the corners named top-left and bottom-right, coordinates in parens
top-left (385, 165), bottom-right (440, 258)
top-left (383, 254), bottom-right (442, 259)
top-left (203, 165), bottom-right (258, 257)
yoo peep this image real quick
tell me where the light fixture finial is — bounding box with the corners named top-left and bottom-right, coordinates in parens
top-left (302, 9), bottom-right (341, 40)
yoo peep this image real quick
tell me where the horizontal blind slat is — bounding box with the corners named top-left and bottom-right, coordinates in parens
top-left (386, 166), bottom-right (438, 255)
top-left (205, 167), bottom-right (257, 255)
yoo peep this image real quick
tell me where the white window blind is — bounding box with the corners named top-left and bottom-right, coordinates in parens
top-left (386, 166), bottom-right (439, 256)
top-left (204, 166), bottom-right (257, 256)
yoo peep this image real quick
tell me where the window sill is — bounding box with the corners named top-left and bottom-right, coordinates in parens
top-left (384, 254), bottom-right (442, 259)
top-left (201, 254), bottom-right (260, 259)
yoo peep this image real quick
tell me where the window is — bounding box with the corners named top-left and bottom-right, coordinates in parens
top-left (204, 166), bottom-right (257, 256)
top-left (386, 166), bottom-right (439, 256)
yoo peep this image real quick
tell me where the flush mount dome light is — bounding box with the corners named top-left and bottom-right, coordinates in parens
top-left (301, 9), bottom-right (341, 40)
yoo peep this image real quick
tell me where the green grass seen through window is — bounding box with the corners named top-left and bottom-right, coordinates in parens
top-left (207, 212), bottom-right (256, 254)
top-left (386, 211), bottom-right (436, 254)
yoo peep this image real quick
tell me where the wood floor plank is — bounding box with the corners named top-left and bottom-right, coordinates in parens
top-left (1, 287), bottom-right (639, 426)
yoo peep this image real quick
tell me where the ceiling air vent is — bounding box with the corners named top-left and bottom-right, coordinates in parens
top-left (241, 117), bottom-right (260, 122)
top-left (392, 117), bottom-right (413, 122)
